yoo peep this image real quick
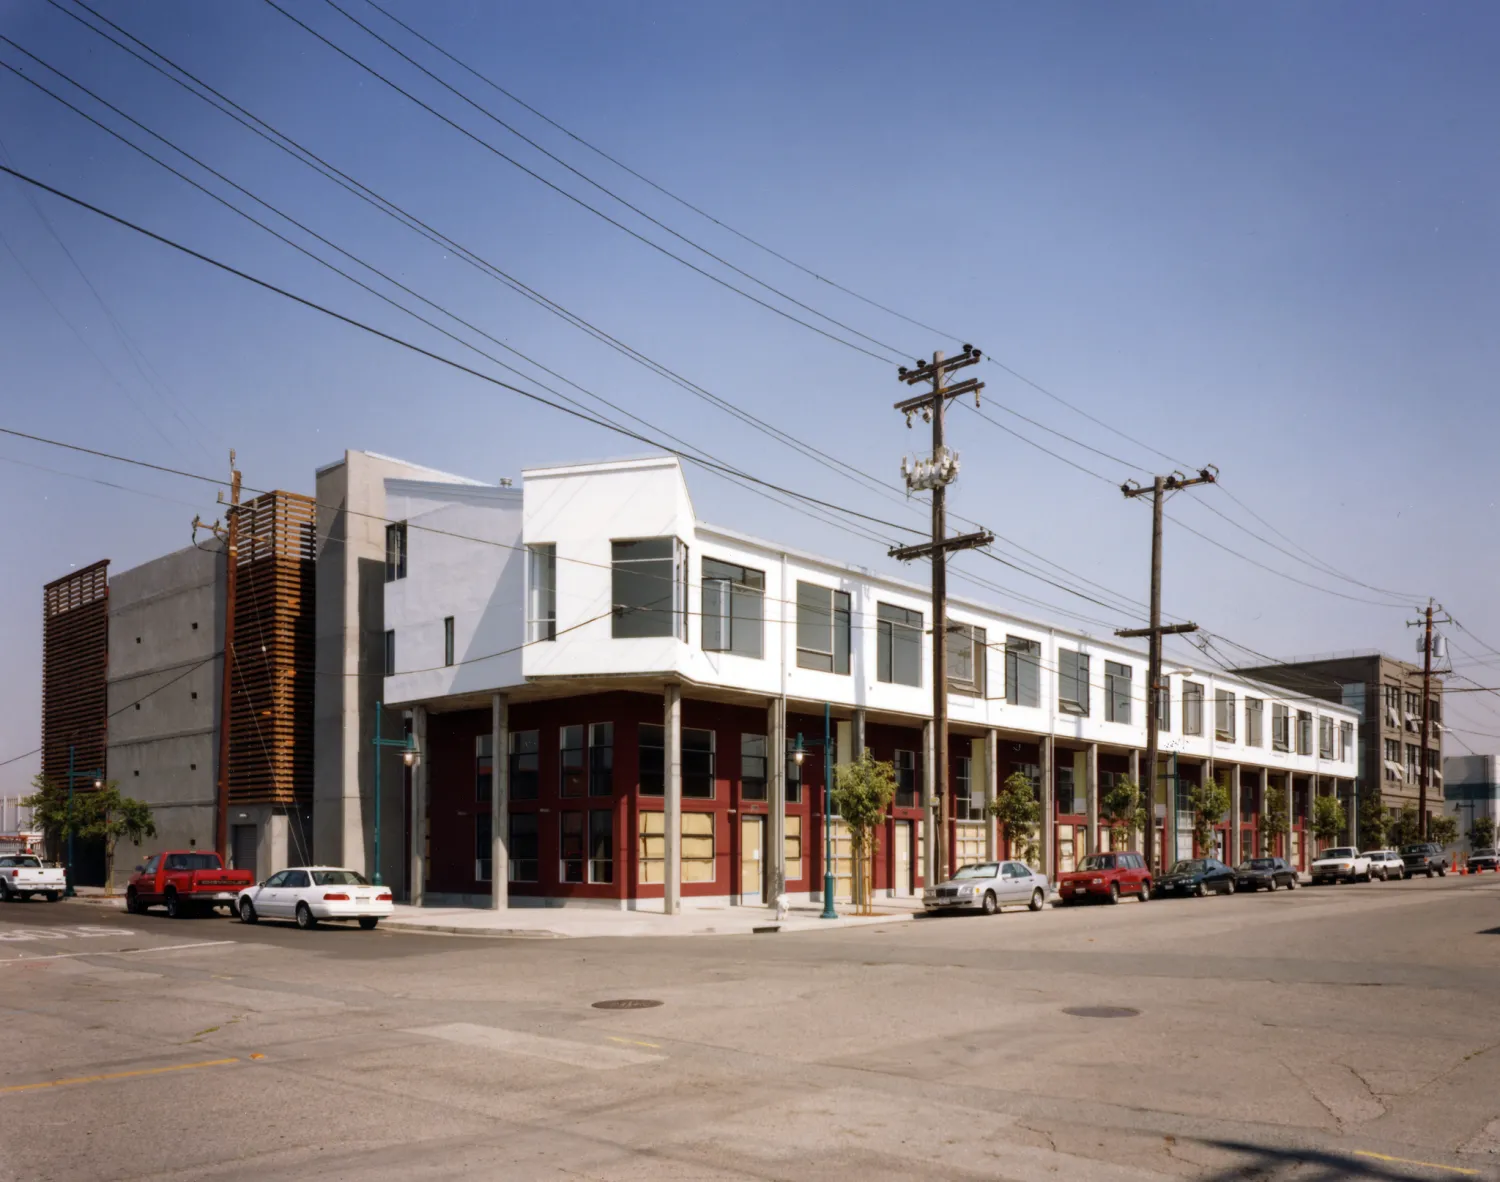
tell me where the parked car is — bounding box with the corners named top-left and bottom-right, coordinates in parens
top-left (0, 854), bottom-right (67, 902)
top-left (1155, 857), bottom-right (1237, 897)
top-left (237, 867), bottom-right (394, 930)
top-left (1310, 847), bottom-right (1371, 885)
top-left (1234, 856), bottom-right (1299, 892)
top-left (1365, 849), bottom-right (1407, 880)
top-left (1467, 848), bottom-right (1500, 874)
top-left (126, 851), bottom-right (256, 917)
top-left (1400, 843), bottom-right (1447, 878)
top-left (922, 861), bottom-right (1049, 915)
top-left (1056, 851), bottom-right (1152, 904)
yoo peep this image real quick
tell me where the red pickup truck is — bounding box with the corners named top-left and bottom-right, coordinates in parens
top-left (126, 851), bottom-right (255, 918)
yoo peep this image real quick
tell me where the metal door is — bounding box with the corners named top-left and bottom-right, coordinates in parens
top-left (231, 824), bottom-right (257, 879)
top-left (739, 816), bottom-right (764, 904)
top-left (893, 821), bottom-right (912, 896)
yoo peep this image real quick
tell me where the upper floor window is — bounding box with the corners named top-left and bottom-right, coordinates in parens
top-left (1296, 710), bottom-right (1313, 756)
top-left (1215, 689), bottom-right (1236, 743)
top-left (1104, 661), bottom-right (1132, 724)
top-left (1404, 690), bottom-right (1421, 716)
top-left (1183, 681), bottom-right (1204, 736)
top-left (948, 622), bottom-right (987, 697)
top-left (876, 603), bottom-right (923, 687)
top-left (1156, 681), bottom-right (1171, 732)
top-left (1272, 703), bottom-right (1290, 752)
top-left (1430, 697), bottom-right (1442, 724)
top-left (701, 557), bottom-right (764, 659)
top-left (384, 521), bottom-right (407, 582)
top-left (796, 581), bottom-right (851, 674)
top-left (1339, 720), bottom-right (1354, 762)
top-left (527, 544), bottom-right (556, 642)
top-left (1340, 682), bottom-right (1366, 715)
top-left (1318, 716), bottom-right (1335, 760)
top-left (1058, 649), bottom-right (1090, 716)
top-left (741, 734), bottom-right (768, 802)
top-left (383, 629), bottom-right (396, 677)
top-left (1382, 684), bottom-right (1402, 716)
top-left (444, 616), bottom-right (455, 667)
top-left (1245, 697), bottom-right (1263, 747)
top-left (611, 538), bottom-right (686, 640)
top-left (1005, 636), bottom-right (1041, 708)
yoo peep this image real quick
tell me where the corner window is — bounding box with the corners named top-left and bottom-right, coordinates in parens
top-left (1272, 704), bottom-right (1290, 752)
top-left (948, 622), bottom-right (986, 697)
top-left (611, 537), bottom-right (686, 640)
top-left (1104, 661), bottom-right (1132, 724)
top-left (444, 616), bottom-right (455, 667)
top-left (1215, 689), bottom-right (1236, 743)
top-left (741, 734), bottom-right (768, 802)
top-left (1058, 649), bottom-right (1090, 717)
top-left (508, 813), bottom-right (537, 882)
top-left (384, 521), bottom-right (407, 582)
top-left (683, 729), bottom-right (715, 799)
top-left (509, 730), bottom-right (539, 800)
top-left (1183, 681), bottom-right (1204, 736)
top-left (560, 725), bottom-right (585, 797)
top-left (701, 557), bottom-right (764, 659)
top-left (796, 581), bottom-right (851, 674)
top-left (1004, 636), bottom-right (1041, 707)
top-left (876, 603), bottom-right (923, 687)
top-left (526, 544), bottom-right (556, 642)
top-left (589, 810), bottom-right (613, 884)
top-left (1245, 698), bottom-right (1263, 747)
top-left (589, 723), bottom-right (613, 797)
top-left (383, 630), bottom-right (396, 677)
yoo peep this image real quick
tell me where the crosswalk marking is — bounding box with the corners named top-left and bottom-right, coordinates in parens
top-left (406, 1022), bottom-right (664, 1070)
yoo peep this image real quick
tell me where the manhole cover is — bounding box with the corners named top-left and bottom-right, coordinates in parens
top-left (1063, 1006), bottom-right (1140, 1019)
top-left (591, 998), bottom-right (663, 1010)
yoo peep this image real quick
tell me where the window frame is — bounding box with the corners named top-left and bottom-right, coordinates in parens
top-left (1296, 710), bottom-right (1313, 757)
top-left (876, 601), bottom-right (924, 688)
top-left (1004, 636), bottom-right (1041, 708)
top-left (559, 724), bottom-right (586, 797)
top-left (1183, 681), bottom-right (1204, 737)
top-left (1272, 703), bottom-right (1290, 752)
top-left (1058, 649), bottom-right (1090, 717)
top-left (509, 729), bottom-right (540, 801)
top-left (1104, 660), bottom-right (1132, 724)
top-left (383, 629), bottom-right (396, 678)
top-left (894, 749), bottom-right (918, 809)
top-left (639, 723), bottom-right (665, 796)
top-left (475, 734), bottom-right (493, 804)
top-left (526, 543), bottom-right (557, 643)
top-left (682, 728), bottom-right (715, 800)
top-left (1214, 688), bottom-right (1236, 743)
top-left (588, 722), bottom-right (613, 797)
top-left (741, 733), bottom-right (768, 802)
top-left (560, 811), bottom-right (586, 884)
top-left (475, 811), bottom-right (492, 883)
top-left (384, 521), bottom-right (407, 582)
top-left (1245, 697), bottom-right (1264, 748)
top-left (796, 581), bottom-right (851, 675)
top-left (948, 621), bottom-right (987, 697)
top-left (443, 616), bottom-right (455, 667)
top-left (610, 537), bottom-right (687, 641)
top-left (701, 557), bottom-right (765, 659)
top-left (588, 809), bottom-right (613, 884)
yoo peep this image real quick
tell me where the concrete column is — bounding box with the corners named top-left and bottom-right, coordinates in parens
top-left (1260, 767), bottom-right (1269, 858)
top-left (768, 697), bottom-right (786, 904)
top-left (984, 729), bottom-right (999, 861)
top-left (490, 693), bottom-right (508, 910)
top-left (1040, 735), bottom-right (1055, 877)
top-left (853, 708), bottom-right (867, 760)
top-left (1085, 742), bottom-right (1099, 854)
top-left (1286, 773), bottom-right (1296, 865)
top-left (1229, 764), bottom-right (1242, 866)
top-left (922, 719), bottom-right (935, 885)
top-left (409, 705), bottom-right (427, 906)
top-left (1129, 748), bottom-right (1142, 852)
top-left (664, 685), bottom-right (682, 915)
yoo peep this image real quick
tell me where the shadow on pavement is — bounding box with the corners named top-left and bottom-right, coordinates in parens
top-left (1196, 1139), bottom-right (1468, 1181)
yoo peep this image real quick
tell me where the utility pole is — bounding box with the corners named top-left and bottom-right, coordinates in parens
top-left (1407, 599), bottom-right (1450, 840)
top-left (1117, 467), bottom-right (1216, 876)
top-left (193, 450), bottom-right (241, 862)
top-left (890, 346), bottom-right (993, 886)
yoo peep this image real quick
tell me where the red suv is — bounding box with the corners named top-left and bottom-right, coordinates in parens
top-left (1057, 851), bottom-right (1152, 905)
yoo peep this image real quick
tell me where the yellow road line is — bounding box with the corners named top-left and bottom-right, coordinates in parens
top-left (605, 1036), bottom-right (661, 1049)
top-left (1353, 1150), bottom-right (1479, 1176)
top-left (0, 1057), bottom-right (238, 1094)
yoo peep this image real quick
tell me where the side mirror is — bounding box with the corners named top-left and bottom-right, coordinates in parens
top-left (134, 865), bottom-right (144, 873)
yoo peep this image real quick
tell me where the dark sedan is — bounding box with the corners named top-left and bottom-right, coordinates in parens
top-left (1155, 857), bottom-right (1237, 897)
top-left (1468, 848), bottom-right (1500, 874)
top-left (1235, 856), bottom-right (1299, 892)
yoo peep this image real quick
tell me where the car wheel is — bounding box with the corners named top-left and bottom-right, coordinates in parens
top-left (295, 902), bottom-right (316, 930)
top-left (1194, 882), bottom-right (1207, 898)
top-left (165, 890), bottom-right (182, 919)
top-left (1138, 881), bottom-right (1151, 902)
top-left (238, 898), bottom-right (258, 925)
top-left (1029, 888), bottom-right (1044, 912)
top-left (981, 891), bottom-right (998, 916)
top-left (0, 881), bottom-right (11, 903)
top-left (1438, 866), bottom-right (1447, 877)
top-left (1108, 883), bottom-right (1121, 905)
top-left (45, 892), bottom-right (60, 903)
top-left (358, 917), bottom-right (379, 930)
top-left (1289, 876), bottom-right (1300, 889)
top-left (1224, 879), bottom-right (1235, 895)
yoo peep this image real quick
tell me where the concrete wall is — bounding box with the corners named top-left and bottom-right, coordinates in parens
top-left (313, 450), bottom-right (485, 888)
top-left (105, 542), bottom-right (225, 888)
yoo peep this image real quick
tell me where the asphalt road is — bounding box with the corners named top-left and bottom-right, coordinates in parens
top-left (3, 875), bottom-right (1500, 1180)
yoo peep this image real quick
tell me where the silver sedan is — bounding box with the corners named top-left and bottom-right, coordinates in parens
top-left (923, 861), bottom-right (1050, 915)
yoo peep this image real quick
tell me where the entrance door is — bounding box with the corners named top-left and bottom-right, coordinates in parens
top-left (231, 824), bottom-right (257, 878)
top-left (740, 816), bottom-right (764, 904)
top-left (893, 821), bottom-right (913, 896)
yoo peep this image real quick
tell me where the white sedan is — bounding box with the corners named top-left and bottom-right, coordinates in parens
top-left (236, 867), bottom-right (393, 930)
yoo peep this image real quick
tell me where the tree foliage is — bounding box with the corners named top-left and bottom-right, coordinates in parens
top-left (1261, 783), bottom-right (1290, 853)
top-left (1187, 773), bottom-right (1231, 858)
top-left (20, 774), bottom-right (69, 862)
top-left (24, 780), bottom-right (156, 895)
top-left (1388, 804), bottom-right (1423, 849)
top-left (1100, 775), bottom-right (1149, 845)
top-left (1427, 813), bottom-right (1459, 849)
top-left (1358, 796), bottom-right (1389, 851)
top-left (1467, 814), bottom-right (1496, 851)
top-left (1311, 794), bottom-right (1347, 846)
top-left (990, 771), bottom-right (1042, 866)
top-left (832, 751), bottom-right (896, 914)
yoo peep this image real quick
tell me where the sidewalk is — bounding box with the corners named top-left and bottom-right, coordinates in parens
top-left (382, 897), bottom-right (925, 939)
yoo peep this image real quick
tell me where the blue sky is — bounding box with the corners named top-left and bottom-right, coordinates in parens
top-left (2, 0), bottom-right (1497, 798)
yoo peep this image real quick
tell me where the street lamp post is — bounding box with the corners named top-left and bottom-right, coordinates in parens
top-left (793, 702), bottom-right (838, 920)
top-left (64, 744), bottom-right (103, 898)
top-left (372, 701), bottom-right (418, 887)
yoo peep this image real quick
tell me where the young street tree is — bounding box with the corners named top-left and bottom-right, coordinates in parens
top-left (1426, 813), bottom-right (1458, 850)
top-left (1187, 773), bottom-right (1231, 859)
top-left (71, 784), bottom-right (156, 895)
top-left (1100, 775), bottom-right (1148, 850)
top-left (1358, 796), bottom-right (1390, 851)
top-left (990, 771), bottom-right (1042, 866)
top-left (831, 751), bottom-right (896, 915)
top-left (1388, 804), bottom-right (1423, 849)
top-left (1261, 782), bottom-right (1290, 859)
top-left (1311, 795), bottom-right (1348, 849)
top-left (1467, 815), bottom-right (1496, 851)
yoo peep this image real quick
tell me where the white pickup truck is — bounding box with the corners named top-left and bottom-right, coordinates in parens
top-left (0, 854), bottom-right (67, 902)
top-left (1310, 846), bottom-right (1371, 885)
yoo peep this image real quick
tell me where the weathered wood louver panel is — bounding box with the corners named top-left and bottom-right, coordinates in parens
top-left (228, 491), bottom-right (315, 807)
top-left (41, 560), bottom-right (110, 787)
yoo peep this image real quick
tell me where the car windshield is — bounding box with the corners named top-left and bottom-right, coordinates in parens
top-left (1400, 845), bottom-right (1429, 855)
top-left (1246, 859), bottom-right (1276, 870)
top-left (1322, 848), bottom-right (1356, 860)
top-left (952, 863), bottom-right (998, 880)
top-left (311, 870), bottom-right (370, 886)
top-left (1171, 860), bottom-right (1205, 875)
top-left (1079, 855), bottom-right (1117, 871)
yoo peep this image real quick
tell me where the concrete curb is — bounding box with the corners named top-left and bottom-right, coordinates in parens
top-left (380, 909), bottom-right (915, 940)
top-left (58, 895), bottom-right (126, 910)
top-left (382, 923), bottom-right (566, 939)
